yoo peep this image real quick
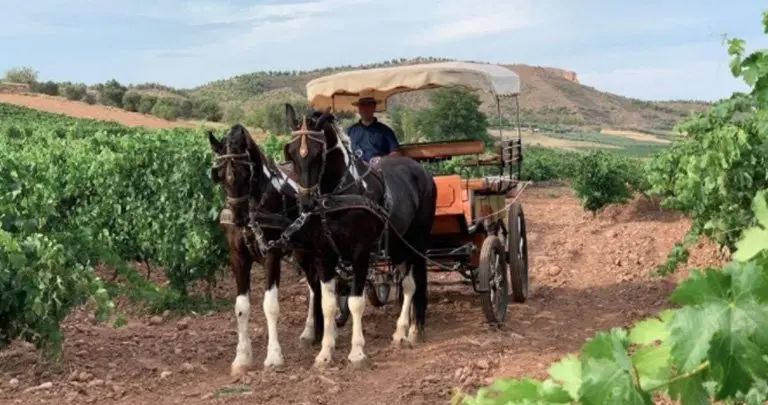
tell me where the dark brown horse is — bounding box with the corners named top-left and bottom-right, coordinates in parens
top-left (209, 124), bottom-right (322, 375)
top-left (283, 106), bottom-right (437, 368)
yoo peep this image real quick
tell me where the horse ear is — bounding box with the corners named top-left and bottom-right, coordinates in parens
top-left (208, 131), bottom-right (223, 154)
top-left (285, 104), bottom-right (298, 131)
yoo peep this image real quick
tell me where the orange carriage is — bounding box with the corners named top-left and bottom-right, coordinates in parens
top-left (305, 62), bottom-right (529, 323)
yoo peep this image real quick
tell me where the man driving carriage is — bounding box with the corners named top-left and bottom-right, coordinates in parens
top-left (347, 96), bottom-right (401, 164)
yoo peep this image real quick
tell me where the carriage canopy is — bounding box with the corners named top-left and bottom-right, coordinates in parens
top-left (306, 62), bottom-right (521, 112)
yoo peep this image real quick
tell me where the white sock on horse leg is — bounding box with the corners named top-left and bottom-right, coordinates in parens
top-left (315, 279), bottom-right (337, 367)
top-left (393, 267), bottom-right (414, 343)
top-left (231, 294), bottom-right (253, 374)
top-left (299, 283), bottom-right (315, 343)
top-left (347, 296), bottom-right (367, 363)
top-left (263, 286), bottom-right (284, 367)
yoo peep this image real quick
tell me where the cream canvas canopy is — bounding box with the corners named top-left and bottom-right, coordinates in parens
top-left (306, 62), bottom-right (521, 112)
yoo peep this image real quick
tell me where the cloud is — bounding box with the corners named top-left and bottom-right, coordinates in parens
top-left (410, 0), bottom-right (540, 45)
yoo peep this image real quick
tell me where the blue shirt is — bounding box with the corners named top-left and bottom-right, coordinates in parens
top-left (347, 119), bottom-right (399, 162)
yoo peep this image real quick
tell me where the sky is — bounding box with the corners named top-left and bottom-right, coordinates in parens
top-left (0, 0), bottom-right (764, 101)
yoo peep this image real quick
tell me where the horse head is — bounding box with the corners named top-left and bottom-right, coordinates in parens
top-left (209, 124), bottom-right (267, 226)
top-left (283, 104), bottom-right (345, 210)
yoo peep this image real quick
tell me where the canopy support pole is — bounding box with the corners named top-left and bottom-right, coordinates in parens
top-left (515, 95), bottom-right (522, 180)
top-left (496, 95), bottom-right (503, 178)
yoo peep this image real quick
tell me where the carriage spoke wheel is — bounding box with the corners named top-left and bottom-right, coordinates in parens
top-left (508, 202), bottom-right (529, 303)
top-left (478, 236), bottom-right (509, 324)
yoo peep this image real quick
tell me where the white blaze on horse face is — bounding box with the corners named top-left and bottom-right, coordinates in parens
top-left (347, 296), bottom-right (367, 364)
top-left (231, 294), bottom-right (253, 374)
top-left (314, 279), bottom-right (337, 367)
top-left (393, 266), bottom-right (415, 344)
top-left (263, 285), bottom-right (284, 367)
top-left (299, 283), bottom-right (315, 343)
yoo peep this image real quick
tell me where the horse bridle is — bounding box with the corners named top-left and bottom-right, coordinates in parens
top-left (288, 119), bottom-right (344, 199)
top-left (212, 148), bottom-right (277, 215)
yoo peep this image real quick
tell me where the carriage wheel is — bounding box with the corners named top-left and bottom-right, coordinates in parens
top-left (478, 236), bottom-right (509, 324)
top-left (508, 202), bottom-right (529, 303)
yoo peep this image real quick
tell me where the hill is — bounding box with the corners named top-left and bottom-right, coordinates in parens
top-left (188, 59), bottom-right (710, 132)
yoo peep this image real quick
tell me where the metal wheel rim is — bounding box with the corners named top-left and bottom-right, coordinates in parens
top-left (489, 249), bottom-right (506, 320)
top-left (516, 213), bottom-right (528, 296)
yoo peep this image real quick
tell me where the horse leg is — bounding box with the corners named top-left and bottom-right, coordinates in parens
top-left (230, 240), bottom-right (254, 376)
top-left (408, 255), bottom-right (428, 346)
top-left (299, 279), bottom-right (318, 348)
top-left (392, 263), bottom-right (414, 347)
top-left (314, 257), bottom-right (338, 368)
top-left (262, 251), bottom-right (284, 368)
top-left (347, 251), bottom-right (370, 368)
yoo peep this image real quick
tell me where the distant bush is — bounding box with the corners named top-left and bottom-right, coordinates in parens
top-left (179, 99), bottom-right (193, 118)
top-left (572, 150), bottom-right (641, 212)
top-left (390, 106), bottom-right (422, 143)
top-left (246, 100), bottom-right (308, 134)
top-left (122, 91), bottom-right (142, 112)
top-left (82, 92), bottom-right (97, 105)
top-left (95, 79), bottom-right (127, 108)
top-left (151, 98), bottom-right (181, 120)
top-left (138, 95), bottom-right (157, 114)
top-left (192, 99), bottom-right (222, 122)
top-left (31, 81), bottom-right (59, 96)
top-left (223, 104), bottom-right (245, 124)
top-left (520, 147), bottom-right (581, 182)
top-left (61, 83), bottom-right (87, 101)
top-left (4, 66), bottom-right (38, 85)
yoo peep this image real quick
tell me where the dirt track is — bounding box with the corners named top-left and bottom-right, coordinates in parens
top-left (0, 186), bottom-right (722, 404)
top-left (0, 94), bottom-right (197, 129)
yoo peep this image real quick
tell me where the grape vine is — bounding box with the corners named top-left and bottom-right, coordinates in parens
top-left (0, 104), bottom-right (226, 354)
top-left (460, 10), bottom-right (768, 404)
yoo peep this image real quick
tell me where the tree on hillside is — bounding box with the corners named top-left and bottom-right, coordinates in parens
top-left (4, 67), bottom-right (38, 85)
top-left (390, 106), bottom-right (422, 143)
top-left (192, 99), bottom-right (223, 122)
top-left (95, 79), bottom-right (127, 108)
top-left (416, 88), bottom-right (490, 145)
top-left (122, 91), bottom-right (142, 112)
top-left (247, 101), bottom-right (308, 134)
top-left (60, 83), bottom-right (87, 101)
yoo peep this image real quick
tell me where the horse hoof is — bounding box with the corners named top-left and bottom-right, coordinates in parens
top-left (348, 355), bottom-right (371, 370)
top-left (230, 363), bottom-right (251, 377)
top-left (299, 336), bottom-right (314, 350)
top-left (314, 354), bottom-right (333, 369)
top-left (407, 329), bottom-right (424, 346)
top-left (391, 336), bottom-right (409, 349)
top-left (263, 357), bottom-right (284, 369)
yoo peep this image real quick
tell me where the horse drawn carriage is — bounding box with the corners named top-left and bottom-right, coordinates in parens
top-left (211, 61), bottom-right (531, 374)
top-left (305, 62), bottom-right (530, 323)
